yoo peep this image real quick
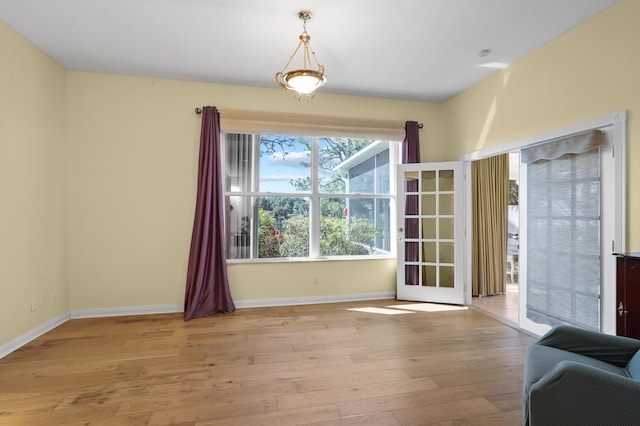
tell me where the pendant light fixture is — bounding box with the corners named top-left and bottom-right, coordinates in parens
top-left (275, 10), bottom-right (327, 98)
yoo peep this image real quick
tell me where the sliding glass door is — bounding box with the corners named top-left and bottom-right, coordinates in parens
top-left (519, 129), bottom-right (615, 336)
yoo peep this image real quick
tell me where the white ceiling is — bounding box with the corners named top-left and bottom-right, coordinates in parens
top-left (0, 0), bottom-right (619, 102)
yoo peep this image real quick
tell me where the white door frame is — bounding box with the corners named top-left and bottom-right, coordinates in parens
top-left (461, 111), bottom-right (626, 335)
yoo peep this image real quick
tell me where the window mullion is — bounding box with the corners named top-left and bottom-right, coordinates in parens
top-left (251, 134), bottom-right (260, 258)
top-left (389, 142), bottom-right (399, 256)
top-left (310, 137), bottom-right (320, 258)
top-left (251, 134), bottom-right (260, 192)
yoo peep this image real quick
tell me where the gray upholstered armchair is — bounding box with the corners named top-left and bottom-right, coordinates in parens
top-left (523, 324), bottom-right (640, 425)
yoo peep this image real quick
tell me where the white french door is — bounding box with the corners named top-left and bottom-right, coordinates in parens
top-left (396, 162), bottom-right (465, 304)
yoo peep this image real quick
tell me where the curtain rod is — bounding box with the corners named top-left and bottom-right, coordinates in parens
top-left (194, 107), bottom-right (423, 128)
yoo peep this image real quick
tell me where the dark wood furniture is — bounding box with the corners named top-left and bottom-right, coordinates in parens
top-left (615, 252), bottom-right (640, 339)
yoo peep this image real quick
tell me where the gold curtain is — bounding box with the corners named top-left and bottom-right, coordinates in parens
top-left (472, 154), bottom-right (509, 296)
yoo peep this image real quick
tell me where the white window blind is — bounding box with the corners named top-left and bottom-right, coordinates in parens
top-left (225, 133), bottom-right (258, 259)
top-left (523, 130), bottom-right (602, 331)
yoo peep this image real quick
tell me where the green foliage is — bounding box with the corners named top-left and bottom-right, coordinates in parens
top-left (279, 216), bottom-right (309, 258)
top-left (347, 217), bottom-right (377, 249)
top-left (260, 212), bottom-right (377, 258)
top-left (257, 135), bottom-right (379, 258)
top-left (316, 138), bottom-right (368, 194)
top-left (319, 137), bottom-right (370, 169)
top-left (259, 197), bottom-right (308, 223)
top-left (258, 209), bottom-right (283, 258)
top-left (509, 180), bottom-right (519, 205)
top-left (320, 197), bottom-right (346, 218)
top-left (291, 176), bottom-right (311, 192)
top-left (319, 216), bottom-right (373, 256)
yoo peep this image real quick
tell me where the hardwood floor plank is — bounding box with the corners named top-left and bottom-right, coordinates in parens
top-left (194, 404), bottom-right (341, 426)
top-left (296, 368), bottom-right (413, 393)
top-left (252, 345), bottom-right (373, 365)
top-left (0, 299), bottom-right (534, 425)
top-left (428, 365), bottom-right (523, 388)
top-left (277, 377), bottom-right (439, 411)
top-left (116, 382), bottom-right (298, 416)
top-left (0, 401), bottom-right (123, 425)
top-left (485, 390), bottom-right (524, 413)
top-left (392, 397), bottom-right (500, 426)
top-left (309, 411), bottom-right (402, 426)
top-left (147, 397), bottom-right (278, 425)
top-left (212, 360), bottom-right (391, 389)
top-left (401, 351), bottom-right (526, 379)
top-left (60, 412), bottom-right (155, 426)
top-left (336, 378), bottom-right (523, 419)
top-left (0, 366), bottom-right (143, 393)
top-left (435, 409), bottom-right (522, 426)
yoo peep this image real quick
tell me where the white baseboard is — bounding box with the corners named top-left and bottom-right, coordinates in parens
top-left (70, 304), bottom-right (183, 319)
top-left (233, 292), bottom-right (396, 308)
top-left (1, 293), bottom-right (395, 358)
top-left (0, 312), bottom-right (70, 359)
top-left (0, 306), bottom-right (183, 359)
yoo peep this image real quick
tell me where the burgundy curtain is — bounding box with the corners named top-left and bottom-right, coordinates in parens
top-left (402, 121), bottom-right (421, 164)
top-left (184, 106), bottom-right (235, 320)
top-left (402, 121), bottom-right (421, 285)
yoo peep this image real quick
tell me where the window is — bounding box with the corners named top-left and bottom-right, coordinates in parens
top-left (223, 133), bottom-right (398, 260)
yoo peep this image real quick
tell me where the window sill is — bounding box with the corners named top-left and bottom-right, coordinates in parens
top-left (226, 254), bottom-right (396, 265)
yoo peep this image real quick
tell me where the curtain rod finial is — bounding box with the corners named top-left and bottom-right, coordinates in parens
top-left (195, 107), bottom-right (203, 114)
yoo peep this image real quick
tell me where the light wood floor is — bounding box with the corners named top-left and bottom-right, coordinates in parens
top-left (471, 282), bottom-right (519, 326)
top-left (0, 299), bottom-right (535, 425)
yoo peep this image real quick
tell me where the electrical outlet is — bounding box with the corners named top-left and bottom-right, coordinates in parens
top-left (30, 300), bottom-right (38, 312)
top-left (51, 291), bottom-right (57, 303)
top-left (313, 276), bottom-right (319, 285)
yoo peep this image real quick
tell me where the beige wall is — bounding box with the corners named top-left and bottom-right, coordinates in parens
top-left (0, 21), bottom-right (69, 345)
top-left (65, 72), bottom-right (441, 311)
top-left (3, 0), bottom-right (639, 348)
top-left (443, 0), bottom-right (640, 246)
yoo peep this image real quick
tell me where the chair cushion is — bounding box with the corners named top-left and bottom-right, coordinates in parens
top-left (626, 350), bottom-right (640, 379)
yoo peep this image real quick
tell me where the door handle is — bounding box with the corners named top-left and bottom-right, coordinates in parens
top-left (619, 301), bottom-right (629, 317)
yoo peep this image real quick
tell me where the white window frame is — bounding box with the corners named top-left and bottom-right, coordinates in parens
top-left (222, 133), bottom-right (401, 263)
